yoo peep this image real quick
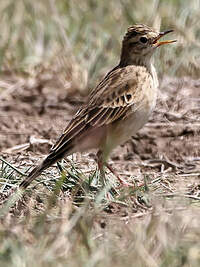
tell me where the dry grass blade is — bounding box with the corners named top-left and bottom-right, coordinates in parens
top-left (0, 0), bottom-right (200, 266)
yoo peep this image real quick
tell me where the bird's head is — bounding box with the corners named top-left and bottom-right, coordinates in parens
top-left (120, 24), bottom-right (176, 66)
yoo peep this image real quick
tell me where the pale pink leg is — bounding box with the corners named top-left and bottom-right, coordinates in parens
top-left (105, 163), bottom-right (139, 188)
top-left (97, 150), bottom-right (106, 185)
top-left (97, 150), bottom-right (144, 188)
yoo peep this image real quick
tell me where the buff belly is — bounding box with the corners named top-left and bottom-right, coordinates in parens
top-left (101, 101), bottom-right (155, 160)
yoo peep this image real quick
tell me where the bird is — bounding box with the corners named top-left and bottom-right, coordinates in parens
top-left (19, 24), bottom-right (176, 190)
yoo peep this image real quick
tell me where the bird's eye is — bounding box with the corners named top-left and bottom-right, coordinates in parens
top-left (140, 37), bottom-right (148, 43)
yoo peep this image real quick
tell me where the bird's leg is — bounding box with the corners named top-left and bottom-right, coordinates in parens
top-left (105, 162), bottom-right (144, 189)
top-left (105, 162), bottom-right (134, 187)
top-left (97, 150), bottom-right (106, 186)
top-left (97, 150), bottom-right (144, 189)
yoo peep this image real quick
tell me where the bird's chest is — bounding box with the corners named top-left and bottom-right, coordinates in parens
top-left (112, 79), bottom-right (158, 144)
top-left (123, 103), bottom-right (152, 137)
top-left (105, 65), bottom-right (158, 150)
top-left (129, 74), bottom-right (158, 132)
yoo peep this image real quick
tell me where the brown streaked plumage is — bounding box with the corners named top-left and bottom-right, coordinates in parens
top-left (19, 24), bottom-right (176, 189)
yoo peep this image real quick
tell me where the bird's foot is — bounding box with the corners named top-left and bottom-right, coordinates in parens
top-left (105, 163), bottom-right (144, 190)
top-left (116, 180), bottom-right (144, 190)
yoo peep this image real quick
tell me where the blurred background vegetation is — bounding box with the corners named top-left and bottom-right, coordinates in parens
top-left (1, 1), bottom-right (200, 266)
top-left (0, 0), bottom-right (199, 96)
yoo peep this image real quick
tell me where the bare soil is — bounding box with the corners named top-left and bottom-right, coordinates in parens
top-left (1, 74), bottom-right (200, 202)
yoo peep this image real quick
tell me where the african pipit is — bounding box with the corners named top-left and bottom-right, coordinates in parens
top-left (20, 24), bottom-right (176, 189)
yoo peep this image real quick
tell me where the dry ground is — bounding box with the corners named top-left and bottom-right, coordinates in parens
top-left (0, 0), bottom-right (200, 265)
top-left (1, 72), bottom-right (200, 266)
top-left (1, 74), bottom-right (200, 186)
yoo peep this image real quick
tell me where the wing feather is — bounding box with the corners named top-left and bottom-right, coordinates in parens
top-left (50, 65), bottom-right (146, 154)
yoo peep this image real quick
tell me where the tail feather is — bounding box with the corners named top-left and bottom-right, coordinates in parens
top-left (19, 164), bottom-right (46, 189)
top-left (0, 145), bottom-right (73, 215)
top-left (19, 143), bottom-right (73, 189)
top-left (19, 158), bottom-right (53, 189)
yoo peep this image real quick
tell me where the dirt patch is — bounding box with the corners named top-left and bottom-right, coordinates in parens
top-left (1, 74), bottom-right (200, 181)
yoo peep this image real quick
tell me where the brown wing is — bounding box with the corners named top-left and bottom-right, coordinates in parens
top-left (50, 65), bottom-right (144, 155)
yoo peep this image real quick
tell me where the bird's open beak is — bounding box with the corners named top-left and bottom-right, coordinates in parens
top-left (153, 30), bottom-right (176, 47)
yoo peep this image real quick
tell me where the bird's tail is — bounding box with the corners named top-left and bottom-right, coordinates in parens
top-left (19, 136), bottom-right (75, 189)
top-left (19, 153), bottom-right (63, 189)
top-left (0, 148), bottom-right (71, 217)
